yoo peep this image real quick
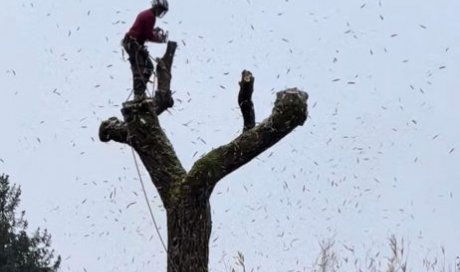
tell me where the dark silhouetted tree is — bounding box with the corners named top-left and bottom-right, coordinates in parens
top-left (99, 41), bottom-right (309, 272)
top-left (0, 174), bottom-right (61, 272)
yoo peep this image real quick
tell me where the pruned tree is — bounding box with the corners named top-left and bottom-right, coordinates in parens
top-left (99, 41), bottom-right (309, 272)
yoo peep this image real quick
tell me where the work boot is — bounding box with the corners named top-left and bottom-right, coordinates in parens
top-left (133, 92), bottom-right (146, 102)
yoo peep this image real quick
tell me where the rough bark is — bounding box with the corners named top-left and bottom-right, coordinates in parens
top-left (166, 194), bottom-right (211, 271)
top-left (99, 41), bottom-right (309, 272)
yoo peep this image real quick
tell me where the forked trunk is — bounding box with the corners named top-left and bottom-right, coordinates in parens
top-left (99, 40), bottom-right (308, 271)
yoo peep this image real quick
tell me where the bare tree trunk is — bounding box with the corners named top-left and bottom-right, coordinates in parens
top-left (99, 41), bottom-right (309, 271)
top-left (166, 193), bottom-right (211, 272)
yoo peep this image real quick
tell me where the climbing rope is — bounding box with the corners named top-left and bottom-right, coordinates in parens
top-left (131, 144), bottom-right (180, 272)
top-left (123, 45), bottom-right (169, 254)
top-left (130, 147), bottom-right (168, 252)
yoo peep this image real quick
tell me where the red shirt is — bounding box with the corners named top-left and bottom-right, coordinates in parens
top-left (127, 9), bottom-right (162, 44)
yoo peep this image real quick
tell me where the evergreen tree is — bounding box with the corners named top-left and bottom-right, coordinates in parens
top-left (0, 174), bottom-right (61, 272)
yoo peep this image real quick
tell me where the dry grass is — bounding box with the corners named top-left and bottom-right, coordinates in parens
top-left (385, 235), bottom-right (408, 272)
top-left (226, 236), bottom-right (459, 272)
top-left (310, 236), bottom-right (458, 272)
top-left (313, 240), bottom-right (340, 272)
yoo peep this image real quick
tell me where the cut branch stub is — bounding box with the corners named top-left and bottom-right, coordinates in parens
top-left (99, 117), bottom-right (128, 144)
top-left (242, 70), bottom-right (253, 83)
top-left (154, 41), bottom-right (177, 115)
top-left (272, 88), bottom-right (309, 127)
top-left (238, 70), bottom-right (255, 132)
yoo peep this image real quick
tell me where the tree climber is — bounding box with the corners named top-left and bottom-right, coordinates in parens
top-left (122, 0), bottom-right (169, 101)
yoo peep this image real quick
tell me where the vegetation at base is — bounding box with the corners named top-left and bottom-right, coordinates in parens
top-left (228, 236), bottom-right (460, 272)
top-left (0, 174), bottom-right (61, 272)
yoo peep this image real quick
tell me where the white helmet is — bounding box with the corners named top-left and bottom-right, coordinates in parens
top-left (152, 0), bottom-right (169, 18)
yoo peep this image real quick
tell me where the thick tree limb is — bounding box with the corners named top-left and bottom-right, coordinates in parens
top-left (99, 117), bottom-right (128, 144)
top-left (99, 41), bottom-right (185, 203)
top-left (187, 87), bottom-right (308, 190)
top-left (121, 99), bottom-right (186, 203)
top-left (238, 70), bottom-right (255, 132)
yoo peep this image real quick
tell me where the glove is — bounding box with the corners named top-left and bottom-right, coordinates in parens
top-left (153, 27), bottom-right (168, 43)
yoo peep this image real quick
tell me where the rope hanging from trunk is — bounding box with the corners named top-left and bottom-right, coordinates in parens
top-left (131, 147), bottom-right (168, 252)
top-left (126, 48), bottom-right (168, 253)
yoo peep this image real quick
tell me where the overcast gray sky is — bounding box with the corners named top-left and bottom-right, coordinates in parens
top-left (1, 0), bottom-right (459, 271)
